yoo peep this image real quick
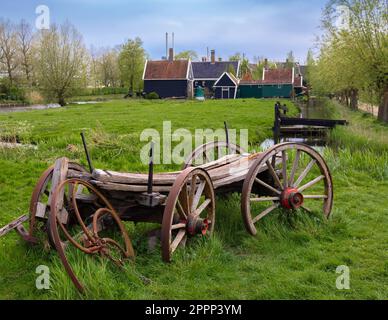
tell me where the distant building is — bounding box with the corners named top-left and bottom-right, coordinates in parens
top-left (213, 72), bottom-right (239, 99)
top-left (142, 48), bottom-right (193, 99)
top-left (238, 67), bottom-right (305, 99)
top-left (192, 50), bottom-right (240, 98)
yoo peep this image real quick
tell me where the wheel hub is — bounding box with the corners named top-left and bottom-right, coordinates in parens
top-left (186, 216), bottom-right (209, 236)
top-left (281, 188), bottom-right (304, 210)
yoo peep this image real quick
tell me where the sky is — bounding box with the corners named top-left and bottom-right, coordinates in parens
top-left (0, 0), bottom-right (328, 62)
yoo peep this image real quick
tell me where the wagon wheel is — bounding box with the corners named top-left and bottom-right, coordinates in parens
top-left (241, 142), bottom-right (333, 236)
top-left (49, 178), bottom-right (134, 292)
top-left (29, 163), bottom-right (87, 241)
top-left (182, 141), bottom-right (245, 169)
top-left (161, 168), bottom-right (215, 262)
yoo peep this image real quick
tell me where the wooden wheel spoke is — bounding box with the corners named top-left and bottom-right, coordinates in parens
top-left (170, 229), bottom-right (186, 254)
top-left (282, 151), bottom-right (288, 189)
top-left (289, 150), bottom-right (301, 187)
top-left (191, 181), bottom-right (206, 212)
top-left (171, 223), bottom-right (186, 230)
top-left (176, 200), bottom-right (187, 220)
top-left (299, 175), bottom-right (325, 193)
top-left (188, 175), bottom-right (197, 211)
top-left (193, 198), bottom-right (211, 217)
top-left (294, 159), bottom-right (316, 188)
top-left (266, 160), bottom-right (283, 190)
top-left (250, 197), bottom-right (280, 202)
top-left (255, 178), bottom-right (281, 195)
top-left (252, 204), bottom-right (279, 224)
top-left (303, 195), bottom-right (328, 199)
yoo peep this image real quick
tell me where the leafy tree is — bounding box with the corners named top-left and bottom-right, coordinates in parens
top-left (0, 20), bottom-right (19, 86)
top-left (319, 0), bottom-right (388, 121)
top-left (34, 22), bottom-right (87, 105)
top-left (118, 37), bottom-right (146, 93)
top-left (175, 50), bottom-right (198, 61)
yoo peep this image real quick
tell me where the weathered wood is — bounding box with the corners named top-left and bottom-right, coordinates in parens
top-left (50, 158), bottom-right (69, 224)
top-left (35, 202), bottom-right (47, 219)
top-left (0, 215), bottom-right (29, 238)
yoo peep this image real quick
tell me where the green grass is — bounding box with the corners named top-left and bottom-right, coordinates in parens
top-left (0, 98), bottom-right (387, 300)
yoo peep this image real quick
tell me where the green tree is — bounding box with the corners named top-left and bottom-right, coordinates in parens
top-left (320, 0), bottom-right (388, 121)
top-left (34, 22), bottom-right (87, 105)
top-left (118, 37), bottom-right (146, 93)
top-left (175, 50), bottom-right (198, 61)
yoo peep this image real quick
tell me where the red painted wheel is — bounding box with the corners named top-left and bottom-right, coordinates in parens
top-left (161, 168), bottom-right (215, 262)
top-left (241, 143), bottom-right (333, 236)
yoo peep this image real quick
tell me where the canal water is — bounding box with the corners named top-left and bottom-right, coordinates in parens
top-left (261, 100), bottom-right (332, 150)
top-left (0, 103), bottom-right (61, 113)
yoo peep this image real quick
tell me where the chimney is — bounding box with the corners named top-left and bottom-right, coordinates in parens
top-left (168, 48), bottom-right (174, 62)
top-left (218, 57), bottom-right (222, 62)
top-left (202, 57), bottom-right (207, 62)
top-left (211, 50), bottom-right (216, 64)
top-left (264, 58), bottom-right (268, 69)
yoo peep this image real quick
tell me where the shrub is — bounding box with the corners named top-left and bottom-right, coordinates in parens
top-left (145, 92), bottom-right (160, 100)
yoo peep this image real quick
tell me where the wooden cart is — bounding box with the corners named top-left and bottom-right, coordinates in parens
top-left (1, 138), bottom-right (333, 293)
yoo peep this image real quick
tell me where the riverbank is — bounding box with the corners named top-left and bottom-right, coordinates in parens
top-left (0, 98), bottom-right (386, 300)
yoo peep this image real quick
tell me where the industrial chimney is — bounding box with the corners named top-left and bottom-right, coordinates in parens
top-left (168, 48), bottom-right (174, 62)
top-left (211, 50), bottom-right (216, 64)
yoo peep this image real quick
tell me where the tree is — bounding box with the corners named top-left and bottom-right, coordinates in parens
top-left (0, 20), bottom-right (19, 86)
top-left (175, 50), bottom-right (198, 61)
top-left (321, 0), bottom-right (388, 121)
top-left (305, 49), bottom-right (315, 83)
top-left (17, 20), bottom-right (33, 84)
top-left (118, 37), bottom-right (146, 93)
top-left (34, 22), bottom-right (87, 105)
top-left (285, 51), bottom-right (295, 68)
top-left (229, 52), bottom-right (242, 61)
top-left (98, 48), bottom-right (120, 87)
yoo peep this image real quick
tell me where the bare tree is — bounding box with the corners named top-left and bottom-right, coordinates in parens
top-left (0, 20), bottom-right (19, 86)
top-left (17, 20), bottom-right (33, 84)
top-left (34, 22), bottom-right (87, 105)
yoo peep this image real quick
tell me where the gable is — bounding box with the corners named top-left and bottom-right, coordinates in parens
top-left (214, 72), bottom-right (238, 87)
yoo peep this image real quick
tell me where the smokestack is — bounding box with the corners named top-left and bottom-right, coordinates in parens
top-left (166, 33), bottom-right (168, 60)
top-left (168, 48), bottom-right (174, 62)
top-left (172, 32), bottom-right (175, 53)
top-left (264, 58), bottom-right (268, 69)
top-left (211, 50), bottom-right (215, 64)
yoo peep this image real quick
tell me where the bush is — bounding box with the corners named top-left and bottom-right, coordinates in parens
top-left (0, 80), bottom-right (27, 102)
top-left (145, 92), bottom-right (160, 100)
top-left (74, 87), bottom-right (129, 96)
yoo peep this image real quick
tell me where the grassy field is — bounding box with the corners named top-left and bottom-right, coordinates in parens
top-left (0, 98), bottom-right (387, 300)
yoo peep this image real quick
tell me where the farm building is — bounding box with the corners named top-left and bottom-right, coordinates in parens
top-left (142, 49), bottom-right (193, 99)
top-left (213, 72), bottom-right (239, 99)
top-left (192, 50), bottom-right (240, 98)
top-left (238, 68), bottom-right (301, 99)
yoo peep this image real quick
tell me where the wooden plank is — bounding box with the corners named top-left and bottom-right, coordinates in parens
top-left (91, 180), bottom-right (172, 193)
top-left (50, 158), bottom-right (69, 224)
top-left (35, 202), bottom-right (47, 219)
top-left (280, 117), bottom-right (348, 127)
top-left (0, 215), bottom-right (29, 238)
top-left (93, 169), bottom-right (178, 185)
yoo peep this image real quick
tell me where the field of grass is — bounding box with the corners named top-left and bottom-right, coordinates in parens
top-left (0, 98), bottom-right (387, 300)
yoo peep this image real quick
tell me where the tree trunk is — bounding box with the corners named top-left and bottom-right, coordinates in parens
top-left (350, 89), bottom-right (358, 110)
top-left (378, 86), bottom-right (388, 123)
top-left (58, 95), bottom-right (66, 106)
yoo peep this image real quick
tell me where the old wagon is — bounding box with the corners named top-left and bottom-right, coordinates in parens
top-left (0, 130), bottom-right (333, 292)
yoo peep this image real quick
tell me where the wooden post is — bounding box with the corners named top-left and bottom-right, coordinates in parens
top-left (273, 103), bottom-right (281, 144)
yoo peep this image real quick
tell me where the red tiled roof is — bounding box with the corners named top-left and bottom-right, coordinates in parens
top-left (263, 68), bottom-right (293, 84)
top-left (144, 60), bottom-right (189, 80)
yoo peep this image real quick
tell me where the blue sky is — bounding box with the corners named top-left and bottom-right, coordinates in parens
top-left (0, 0), bottom-right (327, 62)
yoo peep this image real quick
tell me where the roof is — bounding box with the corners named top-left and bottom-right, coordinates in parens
top-left (262, 68), bottom-right (293, 84)
top-left (143, 60), bottom-right (190, 80)
top-left (192, 61), bottom-right (240, 79)
top-left (214, 72), bottom-right (239, 87)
